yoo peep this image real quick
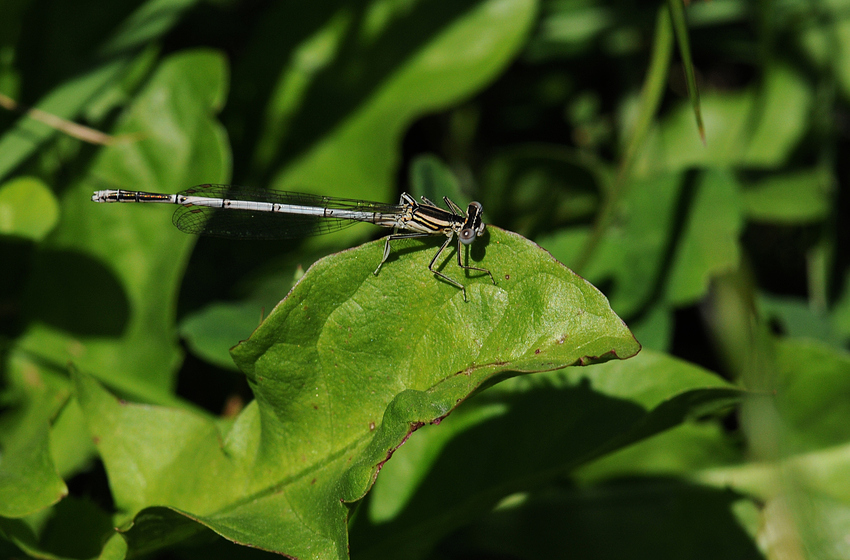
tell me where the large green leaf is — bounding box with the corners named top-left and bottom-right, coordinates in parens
top-left (73, 228), bottom-right (639, 559)
top-left (352, 349), bottom-right (742, 559)
top-left (236, 0), bottom-right (537, 218)
top-left (15, 49), bottom-right (230, 401)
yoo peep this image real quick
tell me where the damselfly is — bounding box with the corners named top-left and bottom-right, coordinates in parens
top-left (91, 184), bottom-right (496, 300)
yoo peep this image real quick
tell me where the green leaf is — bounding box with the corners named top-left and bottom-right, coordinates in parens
top-left (665, 169), bottom-right (743, 305)
top-left (773, 338), bottom-right (850, 453)
top-left (0, 375), bottom-right (68, 518)
top-left (233, 227), bottom-right (640, 471)
top-left (409, 154), bottom-right (464, 204)
top-left (570, 3), bottom-right (676, 276)
top-left (540, 169), bottom-right (744, 316)
top-left (628, 303), bottom-right (674, 352)
top-left (16, 49), bottom-right (230, 402)
top-left (832, 273), bottom-right (850, 343)
top-left (691, 339), bottom-right (850, 559)
top-left (634, 63), bottom-right (811, 174)
top-left (98, 533), bottom-right (128, 560)
top-left (0, 60), bottom-right (128, 183)
top-left (525, 1), bottom-right (616, 59)
top-left (0, 352), bottom-right (110, 558)
top-left (0, 495), bottom-right (117, 560)
top-left (0, 177), bottom-right (59, 241)
top-left (179, 302), bottom-right (264, 371)
top-left (799, 3), bottom-right (850, 100)
top-left (247, 0), bottom-right (538, 223)
top-left (759, 293), bottom-right (838, 346)
top-left (0, 0), bottom-right (201, 182)
top-left (742, 168), bottom-right (833, 224)
top-left (48, 398), bottom-right (98, 480)
top-left (0, 350), bottom-right (74, 518)
top-left (482, 145), bottom-right (605, 239)
top-left (539, 172), bottom-right (683, 317)
top-left (576, 421), bottom-right (742, 484)
top-left (697, 441), bottom-right (850, 556)
top-left (73, 228), bottom-right (639, 559)
top-left (353, 349), bottom-right (741, 559)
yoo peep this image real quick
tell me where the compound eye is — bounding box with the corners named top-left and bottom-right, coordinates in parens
top-left (459, 227), bottom-right (477, 245)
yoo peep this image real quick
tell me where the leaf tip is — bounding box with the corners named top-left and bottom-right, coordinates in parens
top-left (578, 337), bottom-right (642, 366)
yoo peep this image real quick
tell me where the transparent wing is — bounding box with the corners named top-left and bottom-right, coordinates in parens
top-left (171, 184), bottom-right (403, 240)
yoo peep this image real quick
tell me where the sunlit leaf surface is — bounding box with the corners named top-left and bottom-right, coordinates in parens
top-left (74, 228), bottom-right (639, 559)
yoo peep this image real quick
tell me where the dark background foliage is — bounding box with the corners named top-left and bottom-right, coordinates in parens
top-left (2, 0), bottom-right (850, 558)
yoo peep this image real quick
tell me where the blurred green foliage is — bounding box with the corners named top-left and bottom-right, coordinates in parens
top-left (2, 0), bottom-right (850, 559)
